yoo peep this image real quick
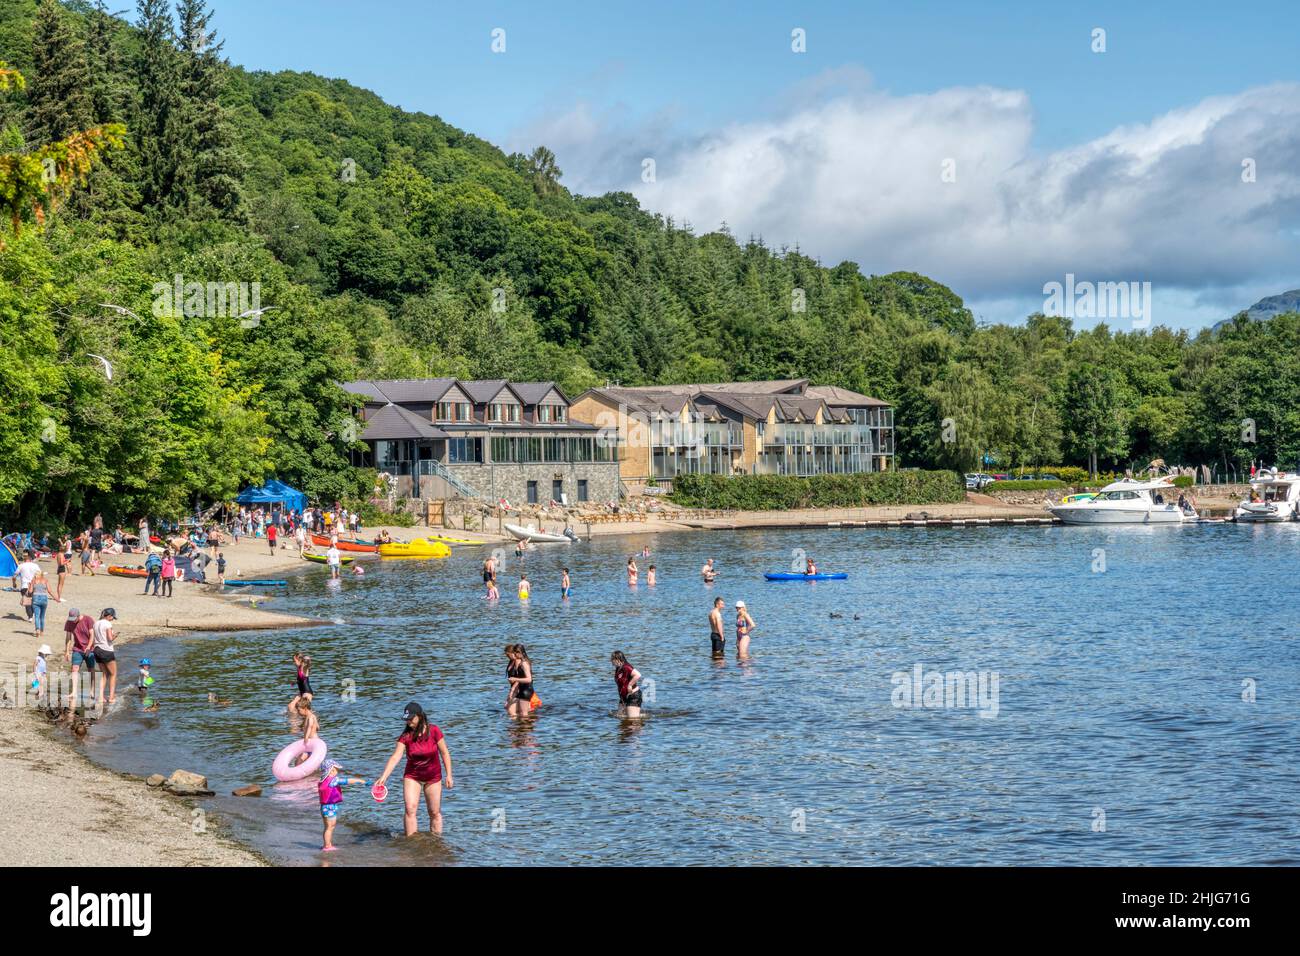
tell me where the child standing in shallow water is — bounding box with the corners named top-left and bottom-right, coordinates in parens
top-left (318, 758), bottom-right (367, 851)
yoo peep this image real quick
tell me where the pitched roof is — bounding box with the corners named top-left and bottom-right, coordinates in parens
top-left (803, 384), bottom-right (889, 407)
top-left (458, 379), bottom-right (527, 405)
top-left (511, 381), bottom-right (568, 405)
top-left (359, 404), bottom-right (448, 441)
top-left (342, 378), bottom-right (458, 404)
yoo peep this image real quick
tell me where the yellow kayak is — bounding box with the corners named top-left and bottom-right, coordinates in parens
top-left (378, 538), bottom-right (451, 558)
top-left (424, 534), bottom-right (485, 545)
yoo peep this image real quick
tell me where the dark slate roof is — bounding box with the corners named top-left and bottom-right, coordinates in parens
top-left (359, 404), bottom-right (448, 441)
top-left (511, 381), bottom-right (567, 405)
top-left (458, 379), bottom-right (520, 404)
top-left (342, 378), bottom-right (458, 404)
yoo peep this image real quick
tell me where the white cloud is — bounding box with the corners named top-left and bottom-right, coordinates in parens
top-left (518, 78), bottom-right (1300, 328)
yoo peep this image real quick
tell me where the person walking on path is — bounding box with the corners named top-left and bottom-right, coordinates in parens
top-left (54, 537), bottom-right (69, 602)
top-left (30, 567), bottom-right (51, 640)
top-left (15, 550), bottom-right (40, 621)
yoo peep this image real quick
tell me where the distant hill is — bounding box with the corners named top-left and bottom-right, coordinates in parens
top-left (1214, 289), bottom-right (1300, 331)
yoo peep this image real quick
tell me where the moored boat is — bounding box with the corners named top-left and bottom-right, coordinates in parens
top-left (1046, 478), bottom-right (1195, 525)
top-left (504, 523), bottom-right (577, 543)
top-left (302, 551), bottom-right (354, 564)
top-left (309, 533), bottom-right (378, 552)
top-left (1234, 468), bottom-right (1300, 522)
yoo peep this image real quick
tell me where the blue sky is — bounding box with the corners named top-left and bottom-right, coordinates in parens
top-left (212, 1), bottom-right (1300, 329)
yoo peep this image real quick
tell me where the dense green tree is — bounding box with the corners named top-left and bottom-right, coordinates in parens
top-left (27, 0), bottom-right (93, 143)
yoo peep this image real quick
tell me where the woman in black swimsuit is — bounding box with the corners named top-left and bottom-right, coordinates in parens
top-left (505, 643), bottom-right (535, 717)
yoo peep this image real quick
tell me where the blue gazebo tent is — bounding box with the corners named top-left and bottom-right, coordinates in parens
top-left (0, 538), bottom-right (18, 578)
top-left (235, 479), bottom-right (307, 514)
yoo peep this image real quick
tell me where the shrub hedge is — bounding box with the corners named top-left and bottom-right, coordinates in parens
top-left (668, 470), bottom-right (965, 510)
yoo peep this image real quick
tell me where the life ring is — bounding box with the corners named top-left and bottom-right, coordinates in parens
top-left (272, 738), bottom-right (327, 781)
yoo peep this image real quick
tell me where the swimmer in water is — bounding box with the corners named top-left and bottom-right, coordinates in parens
top-left (641, 545), bottom-right (650, 558)
top-left (611, 651), bottom-right (643, 718)
top-left (290, 652), bottom-right (313, 712)
top-left (701, 558), bottom-right (717, 582)
top-left (506, 643), bottom-right (536, 717)
top-left (709, 597), bottom-right (726, 658)
top-left (561, 567), bottom-right (570, 599)
top-left (627, 557), bottom-right (638, 586)
top-left (518, 573), bottom-right (530, 600)
top-left (646, 564), bottom-right (656, 586)
top-left (487, 577), bottom-right (500, 601)
top-left (735, 600), bottom-right (757, 659)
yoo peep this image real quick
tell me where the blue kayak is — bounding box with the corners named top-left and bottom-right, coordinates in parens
top-left (224, 579), bottom-right (288, 587)
top-left (764, 572), bottom-right (848, 581)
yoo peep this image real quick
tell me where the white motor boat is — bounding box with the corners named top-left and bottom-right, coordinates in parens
top-left (504, 523), bottom-right (577, 543)
top-left (1046, 478), bottom-right (1196, 525)
top-left (1234, 469), bottom-right (1300, 522)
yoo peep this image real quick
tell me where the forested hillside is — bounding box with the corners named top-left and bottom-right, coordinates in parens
top-left (1, 0), bottom-right (1296, 526)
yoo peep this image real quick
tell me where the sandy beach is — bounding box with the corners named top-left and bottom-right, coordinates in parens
top-left (0, 531), bottom-right (347, 867)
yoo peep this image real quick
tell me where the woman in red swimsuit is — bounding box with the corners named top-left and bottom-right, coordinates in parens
top-left (376, 701), bottom-right (455, 835)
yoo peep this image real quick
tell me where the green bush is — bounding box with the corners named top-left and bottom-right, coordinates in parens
top-left (667, 470), bottom-right (964, 510)
top-left (1171, 475), bottom-right (1194, 488)
top-left (345, 497), bottom-right (416, 527)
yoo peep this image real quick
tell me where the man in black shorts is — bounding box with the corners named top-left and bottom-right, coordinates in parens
top-left (709, 597), bottom-right (726, 657)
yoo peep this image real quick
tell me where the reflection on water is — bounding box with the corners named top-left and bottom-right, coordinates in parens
top-left (83, 524), bottom-right (1300, 865)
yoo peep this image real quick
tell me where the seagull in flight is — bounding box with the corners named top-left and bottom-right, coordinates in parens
top-left (87, 354), bottom-right (113, 381)
top-left (99, 303), bottom-right (145, 323)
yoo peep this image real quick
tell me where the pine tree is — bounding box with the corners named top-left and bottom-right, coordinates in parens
top-left (27, 0), bottom-right (93, 144)
top-left (86, 1), bottom-right (129, 125)
top-left (174, 0), bottom-right (245, 221)
top-left (134, 0), bottom-right (182, 212)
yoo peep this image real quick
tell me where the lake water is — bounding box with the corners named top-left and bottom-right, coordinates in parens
top-left (82, 524), bottom-right (1300, 865)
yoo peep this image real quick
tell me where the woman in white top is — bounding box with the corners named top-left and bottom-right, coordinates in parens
top-left (92, 608), bottom-right (119, 706)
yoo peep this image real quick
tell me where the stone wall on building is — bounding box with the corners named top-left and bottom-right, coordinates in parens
top-left (446, 461), bottom-right (620, 505)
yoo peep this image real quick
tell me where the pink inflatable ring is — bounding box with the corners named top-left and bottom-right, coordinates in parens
top-left (272, 738), bottom-right (328, 782)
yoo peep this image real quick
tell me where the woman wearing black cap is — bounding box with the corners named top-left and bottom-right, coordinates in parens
top-left (375, 702), bottom-right (454, 835)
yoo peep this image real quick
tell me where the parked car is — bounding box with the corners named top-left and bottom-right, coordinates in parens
top-left (965, 473), bottom-right (995, 490)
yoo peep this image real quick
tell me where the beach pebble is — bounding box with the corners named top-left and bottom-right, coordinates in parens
top-left (232, 784), bottom-right (262, 797)
top-left (145, 774), bottom-right (166, 788)
top-left (163, 769), bottom-right (213, 795)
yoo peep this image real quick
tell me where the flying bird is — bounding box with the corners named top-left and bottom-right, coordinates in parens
top-left (87, 353), bottom-right (113, 381)
top-left (99, 303), bottom-right (145, 323)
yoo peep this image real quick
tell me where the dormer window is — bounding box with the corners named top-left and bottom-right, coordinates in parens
top-left (537, 404), bottom-right (566, 423)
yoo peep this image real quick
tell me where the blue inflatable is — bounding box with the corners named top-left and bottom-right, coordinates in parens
top-left (764, 572), bottom-right (848, 581)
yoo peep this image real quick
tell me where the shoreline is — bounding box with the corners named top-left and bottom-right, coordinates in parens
top-left (3, 499), bottom-right (1246, 866)
top-left (0, 531), bottom-right (349, 867)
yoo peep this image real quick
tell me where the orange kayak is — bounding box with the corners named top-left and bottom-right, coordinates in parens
top-left (108, 565), bottom-right (147, 578)
top-left (309, 533), bottom-right (378, 553)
